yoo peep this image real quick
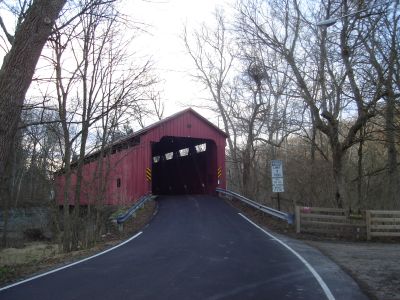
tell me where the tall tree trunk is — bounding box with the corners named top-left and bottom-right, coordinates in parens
top-left (1, 164), bottom-right (10, 247)
top-left (1, 197), bottom-right (9, 247)
top-left (222, 112), bottom-right (241, 193)
top-left (62, 143), bottom-right (73, 252)
top-left (0, 1), bottom-right (66, 247)
top-left (357, 130), bottom-right (364, 210)
top-left (0, 0), bottom-right (66, 180)
top-left (332, 145), bottom-right (345, 208)
top-left (2, 134), bottom-right (20, 246)
top-left (330, 124), bottom-right (345, 208)
top-left (242, 147), bottom-right (252, 197)
top-left (71, 126), bottom-right (89, 250)
top-left (29, 140), bottom-right (38, 202)
top-left (309, 114), bottom-right (317, 206)
top-left (385, 1), bottom-right (399, 209)
top-left (385, 91), bottom-right (399, 209)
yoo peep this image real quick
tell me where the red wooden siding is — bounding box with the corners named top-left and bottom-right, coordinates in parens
top-left (55, 108), bottom-right (227, 206)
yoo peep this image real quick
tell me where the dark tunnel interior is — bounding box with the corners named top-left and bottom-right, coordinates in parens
top-left (151, 136), bottom-right (217, 195)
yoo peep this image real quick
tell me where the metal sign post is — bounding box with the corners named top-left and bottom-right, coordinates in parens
top-left (271, 160), bottom-right (284, 210)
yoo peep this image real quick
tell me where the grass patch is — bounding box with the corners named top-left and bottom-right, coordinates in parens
top-left (0, 243), bottom-right (60, 266)
top-left (0, 266), bottom-right (16, 282)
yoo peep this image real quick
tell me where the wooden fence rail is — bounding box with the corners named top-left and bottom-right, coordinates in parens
top-left (366, 210), bottom-right (400, 240)
top-left (295, 206), bottom-right (366, 239)
top-left (295, 206), bottom-right (400, 240)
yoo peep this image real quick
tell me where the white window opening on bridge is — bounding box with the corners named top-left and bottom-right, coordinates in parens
top-left (195, 143), bottom-right (207, 153)
top-left (179, 148), bottom-right (189, 157)
top-left (153, 156), bottom-right (160, 163)
top-left (165, 152), bottom-right (173, 160)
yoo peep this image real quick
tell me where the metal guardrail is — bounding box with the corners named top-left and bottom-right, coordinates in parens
top-left (216, 188), bottom-right (294, 224)
top-left (116, 194), bottom-right (153, 224)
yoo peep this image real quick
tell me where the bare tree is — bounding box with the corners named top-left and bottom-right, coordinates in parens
top-left (362, 0), bottom-right (400, 208)
top-left (0, 0), bottom-right (66, 247)
top-left (46, 1), bottom-right (158, 251)
top-left (183, 10), bottom-right (242, 191)
top-left (0, 0), bottom-right (127, 247)
top-left (237, 0), bottom-right (391, 207)
top-left (0, 0), bottom-right (66, 181)
top-left (183, 8), bottom-right (305, 199)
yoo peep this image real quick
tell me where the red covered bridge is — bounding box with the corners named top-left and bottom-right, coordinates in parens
top-left (55, 108), bottom-right (227, 206)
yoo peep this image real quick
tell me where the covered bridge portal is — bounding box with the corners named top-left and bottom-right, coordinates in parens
top-left (152, 136), bottom-right (217, 195)
top-left (56, 108), bottom-right (227, 206)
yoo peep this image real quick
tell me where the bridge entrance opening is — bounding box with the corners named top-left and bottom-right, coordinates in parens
top-left (151, 136), bottom-right (217, 195)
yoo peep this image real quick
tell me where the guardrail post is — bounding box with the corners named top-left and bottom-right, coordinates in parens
top-left (287, 213), bottom-right (294, 225)
top-left (295, 205), bottom-right (301, 233)
top-left (366, 210), bottom-right (371, 241)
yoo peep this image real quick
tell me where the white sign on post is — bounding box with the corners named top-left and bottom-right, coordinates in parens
top-left (271, 160), bottom-right (284, 193)
top-left (272, 178), bottom-right (284, 193)
top-left (272, 177), bottom-right (284, 186)
top-left (271, 160), bottom-right (283, 177)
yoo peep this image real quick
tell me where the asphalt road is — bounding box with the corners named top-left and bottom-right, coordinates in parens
top-left (0, 195), bottom-right (365, 299)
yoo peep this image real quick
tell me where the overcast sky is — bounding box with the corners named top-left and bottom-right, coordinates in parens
top-left (120, 0), bottom-right (235, 119)
top-left (0, 1), bottom-right (237, 127)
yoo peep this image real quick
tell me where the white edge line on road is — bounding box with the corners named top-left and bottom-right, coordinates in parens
top-left (238, 213), bottom-right (335, 300)
top-left (0, 231), bottom-right (143, 292)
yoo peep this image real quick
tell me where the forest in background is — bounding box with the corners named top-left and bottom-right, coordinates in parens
top-left (183, 0), bottom-right (400, 211)
top-left (0, 0), bottom-right (399, 250)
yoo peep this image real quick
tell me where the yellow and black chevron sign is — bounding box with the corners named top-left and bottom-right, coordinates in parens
top-left (146, 167), bottom-right (152, 182)
top-left (217, 167), bottom-right (222, 178)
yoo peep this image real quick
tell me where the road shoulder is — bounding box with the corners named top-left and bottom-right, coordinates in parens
top-left (272, 232), bottom-right (369, 300)
top-left (306, 240), bottom-right (400, 300)
top-left (226, 198), bottom-right (370, 299)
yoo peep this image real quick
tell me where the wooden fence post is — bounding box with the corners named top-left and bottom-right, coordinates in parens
top-left (366, 210), bottom-right (371, 241)
top-left (295, 205), bottom-right (301, 233)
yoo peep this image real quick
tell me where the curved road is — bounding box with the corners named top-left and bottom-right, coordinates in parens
top-left (0, 195), bottom-right (366, 299)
